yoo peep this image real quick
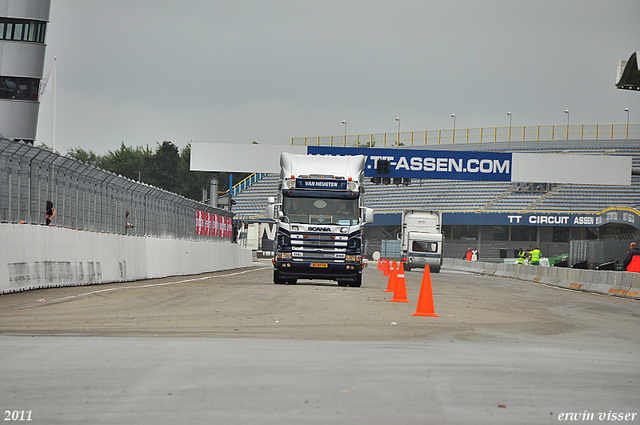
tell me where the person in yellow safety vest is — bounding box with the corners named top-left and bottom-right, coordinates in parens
top-left (517, 248), bottom-right (525, 264)
top-left (622, 242), bottom-right (640, 272)
top-left (530, 247), bottom-right (541, 265)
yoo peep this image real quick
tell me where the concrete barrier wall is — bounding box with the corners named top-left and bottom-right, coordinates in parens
top-left (0, 223), bottom-right (253, 294)
top-left (443, 258), bottom-right (640, 300)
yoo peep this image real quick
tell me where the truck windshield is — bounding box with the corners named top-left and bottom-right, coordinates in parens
top-left (283, 196), bottom-right (359, 225)
top-left (412, 241), bottom-right (438, 253)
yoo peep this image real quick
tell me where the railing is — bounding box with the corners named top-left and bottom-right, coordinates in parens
top-left (0, 139), bottom-right (232, 240)
top-left (231, 173), bottom-right (266, 197)
top-left (292, 124), bottom-right (640, 147)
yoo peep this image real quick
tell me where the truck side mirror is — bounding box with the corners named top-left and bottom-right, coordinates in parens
top-left (363, 207), bottom-right (374, 224)
top-left (266, 197), bottom-right (275, 220)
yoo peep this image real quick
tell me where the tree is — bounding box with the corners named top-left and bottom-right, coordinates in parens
top-left (351, 140), bottom-right (376, 148)
top-left (99, 142), bottom-right (151, 182)
top-left (178, 143), bottom-right (210, 201)
top-left (149, 141), bottom-right (180, 192)
top-left (67, 147), bottom-right (99, 167)
top-left (62, 140), bottom-right (256, 202)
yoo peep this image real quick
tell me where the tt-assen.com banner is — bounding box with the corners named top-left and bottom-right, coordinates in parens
top-left (196, 211), bottom-right (232, 237)
top-left (307, 146), bottom-right (512, 182)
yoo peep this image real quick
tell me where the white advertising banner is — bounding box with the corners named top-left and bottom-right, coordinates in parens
top-left (511, 153), bottom-right (631, 185)
top-left (190, 142), bottom-right (306, 173)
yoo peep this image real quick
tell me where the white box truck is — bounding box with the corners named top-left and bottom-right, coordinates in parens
top-left (401, 209), bottom-right (443, 273)
top-left (267, 153), bottom-right (374, 287)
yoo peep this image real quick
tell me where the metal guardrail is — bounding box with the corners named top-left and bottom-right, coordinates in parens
top-left (0, 139), bottom-right (232, 240)
top-left (293, 124), bottom-right (640, 147)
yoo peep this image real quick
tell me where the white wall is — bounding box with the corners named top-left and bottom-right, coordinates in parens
top-left (443, 258), bottom-right (640, 300)
top-left (0, 223), bottom-right (253, 294)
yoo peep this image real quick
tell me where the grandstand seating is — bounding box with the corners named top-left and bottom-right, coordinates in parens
top-left (231, 139), bottom-right (640, 218)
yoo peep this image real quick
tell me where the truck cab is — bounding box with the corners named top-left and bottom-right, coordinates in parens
top-left (401, 209), bottom-right (443, 273)
top-left (268, 153), bottom-right (373, 287)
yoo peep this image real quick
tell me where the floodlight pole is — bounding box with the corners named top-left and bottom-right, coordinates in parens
top-left (53, 56), bottom-right (57, 152)
top-left (451, 114), bottom-right (456, 143)
top-left (342, 120), bottom-right (347, 145)
top-left (624, 108), bottom-right (629, 138)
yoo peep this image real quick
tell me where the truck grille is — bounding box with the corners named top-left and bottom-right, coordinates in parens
top-left (288, 231), bottom-right (354, 263)
top-left (292, 240), bottom-right (346, 247)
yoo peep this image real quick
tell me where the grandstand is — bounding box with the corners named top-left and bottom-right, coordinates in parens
top-left (230, 129), bottom-right (640, 263)
top-left (232, 137), bottom-right (640, 217)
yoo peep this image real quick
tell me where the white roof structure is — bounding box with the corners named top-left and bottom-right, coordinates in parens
top-left (280, 152), bottom-right (366, 182)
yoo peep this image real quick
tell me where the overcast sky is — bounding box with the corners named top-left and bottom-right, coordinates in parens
top-left (35, 0), bottom-right (640, 155)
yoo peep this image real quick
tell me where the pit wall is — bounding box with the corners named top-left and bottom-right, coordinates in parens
top-left (443, 258), bottom-right (640, 300)
top-left (0, 223), bottom-right (253, 294)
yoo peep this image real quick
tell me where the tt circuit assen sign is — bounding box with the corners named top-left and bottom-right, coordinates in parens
top-left (308, 146), bottom-right (511, 181)
top-left (445, 212), bottom-right (596, 227)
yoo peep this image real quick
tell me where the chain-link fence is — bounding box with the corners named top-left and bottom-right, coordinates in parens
top-left (0, 139), bottom-right (232, 240)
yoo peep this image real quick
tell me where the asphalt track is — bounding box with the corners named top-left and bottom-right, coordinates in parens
top-left (0, 261), bottom-right (638, 424)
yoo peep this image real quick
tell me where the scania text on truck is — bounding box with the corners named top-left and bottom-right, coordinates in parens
top-left (267, 153), bottom-right (374, 287)
top-left (401, 209), bottom-right (443, 273)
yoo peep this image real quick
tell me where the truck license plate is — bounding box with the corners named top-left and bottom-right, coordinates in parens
top-left (310, 263), bottom-right (328, 268)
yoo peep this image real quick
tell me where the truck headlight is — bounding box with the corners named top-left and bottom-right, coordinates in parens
top-left (277, 252), bottom-right (292, 260)
top-left (346, 255), bottom-right (361, 262)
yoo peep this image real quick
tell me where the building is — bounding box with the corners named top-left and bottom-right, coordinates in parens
top-left (0, 0), bottom-right (51, 143)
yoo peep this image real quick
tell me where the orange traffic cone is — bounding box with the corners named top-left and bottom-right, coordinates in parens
top-left (385, 261), bottom-right (397, 292)
top-left (376, 259), bottom-right (382, 270)
top-left (390, 262), bottom-right (410, 303)
top-left (383, 259), bottom-right (391, 277)
top-left (412, 265), bottom-right (439, 317)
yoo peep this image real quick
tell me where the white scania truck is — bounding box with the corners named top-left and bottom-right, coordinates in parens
top-left (267, 153), bottom-right (374, 287)
top-left (401, 209), bottom-right (443, 273)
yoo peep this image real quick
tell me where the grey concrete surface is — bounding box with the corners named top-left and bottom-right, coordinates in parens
top-left (0, 262), bottom-right (638, 424)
